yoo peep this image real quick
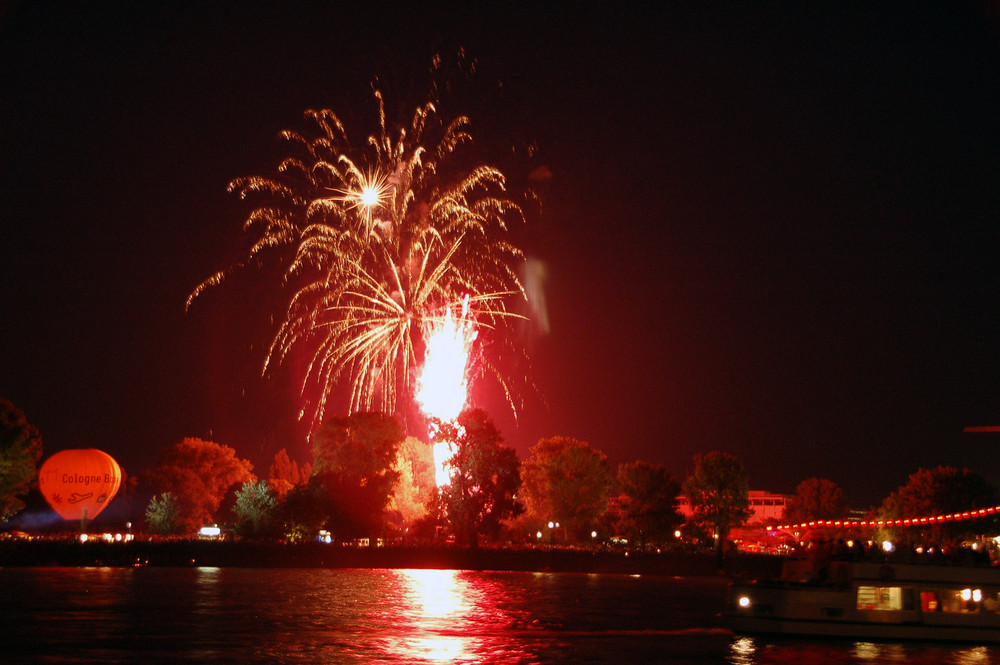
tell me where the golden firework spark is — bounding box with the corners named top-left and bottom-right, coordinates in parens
top-left (188, 75), bottom-right (527, 432)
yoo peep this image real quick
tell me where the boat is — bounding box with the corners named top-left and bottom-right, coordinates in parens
top-left (726, 558), bottom-right (1000, 642)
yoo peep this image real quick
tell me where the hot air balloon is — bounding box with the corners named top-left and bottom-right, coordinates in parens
top-left (39, 449), bottom-right (122, 527)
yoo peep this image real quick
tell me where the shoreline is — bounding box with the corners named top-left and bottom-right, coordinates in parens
top-left (0, 540), bottom-right (782, 578)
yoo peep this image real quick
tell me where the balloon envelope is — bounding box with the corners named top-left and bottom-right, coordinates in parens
top-left (39, 449), bottom-right (122, 522)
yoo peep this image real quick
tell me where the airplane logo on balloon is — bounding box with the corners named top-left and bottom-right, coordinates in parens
top-left (67, 492), bottom-right (94, 505)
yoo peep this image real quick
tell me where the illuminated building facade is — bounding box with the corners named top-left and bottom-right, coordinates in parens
top-left (676, 490), bottom-right (789, 525)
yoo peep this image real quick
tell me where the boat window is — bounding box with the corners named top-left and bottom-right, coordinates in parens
top-left (923, 588), bottom-right (993, 613)
top-left (857, 586), bottom-right (903, 611)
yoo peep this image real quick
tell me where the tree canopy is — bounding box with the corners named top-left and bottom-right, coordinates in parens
top-left (145, 492), bottom-right (181, 535)
top-left (682, 451), bottom-right (752, 563)
top-left (389, 435), bottom-right (436, 528)
top-left (782, 477), bottom-right (850, 524)
top-left (308, 411), bottom-right (403, 539)
top-left (522, 436), bottom-right (612, 542)
top-left (275, 481), bottom-right (329, 542)
top-left (268, 448), bottom-right (304, 499)
top-left (144, 438), bottom-right (254, 533)
top-left (880, 466), bottom-right (1000, 543)
top-left (0, 399), bottom-right (44, 522)
top-left (438, 409), bottom-right (524, 547)
top-left (233, 480), bottom-right (278, 537)
top-left (614, 461), bottom-right (681, 548)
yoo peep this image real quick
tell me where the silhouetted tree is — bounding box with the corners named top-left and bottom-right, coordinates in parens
top-left (275, 481), bottom-right (328, 542)
top-left (682, 451), bottom-right (752, 565)
top-left (308, 412), bottom-right (403, 541)
top-left (438, 409), bottom-right (523, 547)
top-left (0, 398), bottom-right (43, 522)
top-left (614, 461), bottom-right (682, 548)
top-left (783, 477), bottom-right (850, 524)
top-left (409, 489), bottom-right (447, 541)
top-left (881, 466), bottom-right (1000, 543)
top-left (522, 436), bottom-right (612, 542)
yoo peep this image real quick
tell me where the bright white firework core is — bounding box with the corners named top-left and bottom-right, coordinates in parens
top-left (415, 296), bottom-right (478, 486)
top-left (359, 185), bottom-right (380, 207)
top-left (432, 441), bottom-right (455, 488)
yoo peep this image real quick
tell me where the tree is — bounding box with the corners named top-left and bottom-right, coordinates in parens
top-left (682, 451), bottom-right (752, 565)
top-left (880, 466), bottom-right (1000, 543)
top-left (145, 438), bottom-right (255, 533)
top-left (389, 436), bottom-right (436, 528)
top-left (614, 461), bottom-right (682, 548)
top-left (438, 409), bottom-right (524, 547)
top-left (522, 436), bottom-right (613, 542)
top-left (275, 481), bottom-right (328, 542)
top-left (783, 477), bottom-right (850, 524)
top-left (268, 448), bottom-right (303, 499)
top-left (0, 399), bottom-right (44, 523)
top-left (409, 489), bottom-right (447, 541)
top-left (145, 492), bottom-right (181, 535)
top-left (308, 412), bottom-right (403, 540)
top-left (233, 480), bottom-right (278, 537)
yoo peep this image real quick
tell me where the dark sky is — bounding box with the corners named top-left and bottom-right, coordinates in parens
top-left (3, 3), bottom-right (1000, 509)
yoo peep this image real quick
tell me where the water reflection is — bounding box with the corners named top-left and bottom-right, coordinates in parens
top-left (731, 637), bottom-right (1000, 665)
top-left (397, 569), bottom-right (474, 662)
top-left (728, 636), bottom-right (757, 664)
top-left (955, 646), bottom-right (992, 664)
top-left (25, 568), bottom-right (1000, 664)
top-left (852, 641), bottom-right (908, 662)
top-left (379, 569), bottom-right (529, 664)
top-left (408, 569), bottom-right (469, 619)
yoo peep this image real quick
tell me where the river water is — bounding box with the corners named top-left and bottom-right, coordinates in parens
top-left (3, 567), bottom-right (1000, 664)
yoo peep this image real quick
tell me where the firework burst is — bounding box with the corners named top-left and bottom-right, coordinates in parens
top-left (188, 74), bottom-right (527, 433)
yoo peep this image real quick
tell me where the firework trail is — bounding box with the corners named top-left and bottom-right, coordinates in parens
top-left (188, 64), bottom-right (527, 432)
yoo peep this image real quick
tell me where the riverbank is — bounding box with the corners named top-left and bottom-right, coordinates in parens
top-left (0, 539), bottom-right (782, 578)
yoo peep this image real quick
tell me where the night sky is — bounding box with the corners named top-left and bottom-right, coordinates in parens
top-left (3, 3), bottom-right (1000, 509)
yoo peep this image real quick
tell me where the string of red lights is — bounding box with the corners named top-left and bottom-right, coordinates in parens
top-left (769, 506), bottom-right (1000, 532)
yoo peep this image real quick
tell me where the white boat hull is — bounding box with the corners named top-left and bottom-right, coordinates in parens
top-left (727, 562), bottom-right (1000, 643)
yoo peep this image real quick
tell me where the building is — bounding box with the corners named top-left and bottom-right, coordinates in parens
top-left (676, 490), bottom-right (789, 525)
